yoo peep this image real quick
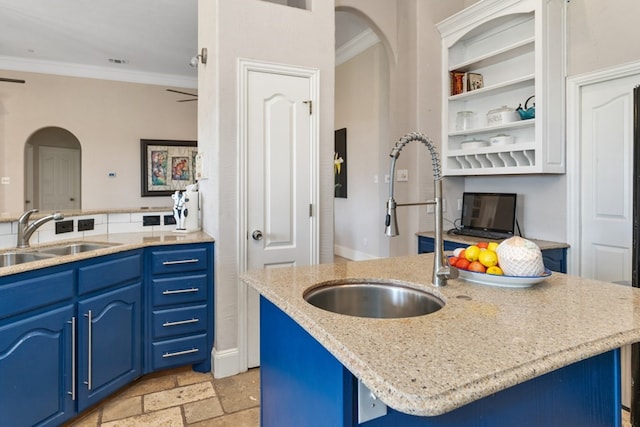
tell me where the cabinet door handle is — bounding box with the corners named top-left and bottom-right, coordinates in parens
top-left (163, 318), bottom-right (200, 327)
top-left (84, 310), bottom-right (93, 391)
top-left (162, 348), bottom-right (199, 358)
top-left (162, 287), bottom-right (199, 295)
top-left (162, 258), bottom-right (199, 265)
top-left (67, 316), bottom-right (76, 401)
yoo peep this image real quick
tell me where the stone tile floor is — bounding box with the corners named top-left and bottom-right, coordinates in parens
top-left (63, 366), bottom-right (260, 427)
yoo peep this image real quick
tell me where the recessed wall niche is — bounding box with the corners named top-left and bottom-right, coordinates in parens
top-left (259, 0), bottom-right (309, 10)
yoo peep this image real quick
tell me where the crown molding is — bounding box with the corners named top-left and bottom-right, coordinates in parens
top-left (335, 28), bottom-right (380, 66)
top-left (0, 56), bottom-right (197, 89)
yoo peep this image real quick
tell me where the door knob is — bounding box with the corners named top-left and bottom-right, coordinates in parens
top-left (252, 230), bottom-right (263, 241)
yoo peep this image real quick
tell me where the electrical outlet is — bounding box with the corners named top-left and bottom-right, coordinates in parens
top-left (384, 174), bottom-right (390, 183)
top-left (55, 220), bottom-right (74, 234)
top-left (143, 215), bottom-right (161, 226)
top-left (457, 199), bottom-right (463, 211)
top-left (164, 215), bottom-right (176, 225)
top-left (78, 218), bottom-right (94, 231)
top-left (396, 169), bottom-right (409, 182)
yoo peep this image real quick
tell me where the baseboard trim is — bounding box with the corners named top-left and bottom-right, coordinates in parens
top-left (212, 347), bottom-right (242, 379)
top-left (334, 244), bottom-right (380, 261)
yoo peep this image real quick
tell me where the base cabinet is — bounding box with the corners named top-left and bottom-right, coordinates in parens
top-left (0, 304), bottom-right (75, 427)
top-left (260, 297), bottom-right (620, 427)
top-left (0, 242), bottom-right (214, 426)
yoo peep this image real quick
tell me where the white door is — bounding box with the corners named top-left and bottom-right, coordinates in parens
top-left (246, 69), bottom-right (315, 367)
top-left (579, 72), bottom-right (640, 408)
top-left (39, 146), bottom-right (81, 210)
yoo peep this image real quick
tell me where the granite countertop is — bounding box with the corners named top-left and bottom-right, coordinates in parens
top-left (0, 231), bottom-right (214, 277)
top-left (416, 230), bottom-right (570, 250)
top-left (241, 254), bottom-right (640, 416)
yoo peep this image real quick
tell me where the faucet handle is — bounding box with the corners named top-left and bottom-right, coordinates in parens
top-left (18, 208), bottom-right (39, 222)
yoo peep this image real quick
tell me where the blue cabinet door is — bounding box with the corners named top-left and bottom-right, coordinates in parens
top-left (0, 305), bottom-right (75, 427)
top-left (77, 282), bottom-right (142, 411)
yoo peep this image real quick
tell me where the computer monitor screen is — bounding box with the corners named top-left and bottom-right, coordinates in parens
top-left (460, 192), bottom-right (517, 235)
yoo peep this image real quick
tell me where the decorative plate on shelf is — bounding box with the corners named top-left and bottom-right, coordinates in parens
top-left (456, 268), bottom-right (552, 288)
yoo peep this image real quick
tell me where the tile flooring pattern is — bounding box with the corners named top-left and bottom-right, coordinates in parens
top-left (63, 366), bottom-right (260, 427)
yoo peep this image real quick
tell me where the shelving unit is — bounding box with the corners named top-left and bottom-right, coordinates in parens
top-left (437, 0), bottom-right (565, 176)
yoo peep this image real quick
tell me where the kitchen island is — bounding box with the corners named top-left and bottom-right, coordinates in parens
top-left (241, 253), bottom-right (640, 426)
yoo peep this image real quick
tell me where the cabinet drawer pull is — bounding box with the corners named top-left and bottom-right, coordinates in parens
top-left (84, 310), bottom-right (93, 391)
top-left (162, 258), bottom-right (199, 265)
top-left (162, 287), bottom-right (199, 295)
top-left (163, 318), bottom-right (200, 327)
top-left (162, 348), bottom-right (199, 358)
top-left (68, 316), bottom-right (76, 401)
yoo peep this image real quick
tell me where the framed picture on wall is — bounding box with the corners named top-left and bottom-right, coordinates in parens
top-left (141, 139), bottom-right (197, 196)
top-left (334, 128), bottom-right (347, 198)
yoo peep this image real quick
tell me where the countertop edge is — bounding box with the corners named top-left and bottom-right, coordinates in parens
top-left (241, 255), bottom-right (640, 417)
top-left (0, 231), bottom-right (215, 277)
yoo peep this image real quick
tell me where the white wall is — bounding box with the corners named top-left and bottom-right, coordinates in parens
top-left (334, 0), bottom-right (468, 256)
top-left (0, 70), bottom-right (197, 213)
top-left (198, 0), bottom-right (335, 376)
top-left (567, 0), bottom-right (640, 77)
top-left (334, 43), bottom-right (388, 260)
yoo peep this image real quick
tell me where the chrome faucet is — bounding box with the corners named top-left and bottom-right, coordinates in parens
top-left (16, 209), bottom-right (64, 248)
top-left (384, 132), bottom-right (457, 286)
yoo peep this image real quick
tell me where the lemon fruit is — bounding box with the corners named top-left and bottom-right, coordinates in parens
top-left (487, 242), bottom-right (499, 252)
top-left (464, 245), bottom-right (480, 262)
top-left (478, 250), bottom-right (498, 267)
top-left (486, 266), bottom-right (504, 275)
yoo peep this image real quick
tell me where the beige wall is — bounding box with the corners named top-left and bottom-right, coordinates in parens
top-left (567, 0), bottom-right (640, 76)
top-left (198, 0), bottom-right (335, 373)
top-left (0, 70), bottom-right (197, 213)
top-left (334, 43), bottom-right (389, 259)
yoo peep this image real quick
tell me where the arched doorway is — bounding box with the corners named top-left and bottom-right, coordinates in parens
top-left (334, 9), bottom-right (391, 260)
top-left (24, 127), bottom-right (81, 211)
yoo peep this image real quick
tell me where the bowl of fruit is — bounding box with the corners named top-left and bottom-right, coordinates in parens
top-left (448, 237), bottom-right (551, 288)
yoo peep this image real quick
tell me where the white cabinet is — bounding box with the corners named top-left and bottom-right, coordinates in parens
top-left (436, 0), bottom-right (565, 176)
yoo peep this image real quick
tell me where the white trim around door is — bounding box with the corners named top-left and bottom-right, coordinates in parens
top-left (236, 58), bottom-right (320, 372)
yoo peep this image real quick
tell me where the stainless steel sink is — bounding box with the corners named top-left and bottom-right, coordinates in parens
top-left (0, 252), bottom-right (56, 267)
top-left (34, 242), bottom-right (119, 256)
top-left (303, 280), bottom-right (444, 319)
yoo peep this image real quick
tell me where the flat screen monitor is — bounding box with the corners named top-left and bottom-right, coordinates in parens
top-left (460, 192), bottom-right (517, 236)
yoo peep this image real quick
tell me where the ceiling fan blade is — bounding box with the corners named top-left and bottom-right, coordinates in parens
top-left (166, 88), bottom-right (197, 97)
top-left (0, 77), bottom-right (26, 84)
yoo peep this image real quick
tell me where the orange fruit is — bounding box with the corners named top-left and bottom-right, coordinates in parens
top-left (456, 259), bottom-right (470, 270)
top-left (468, 261), bottom-right (486, 273)
top-left (477, 241), bottom-right (489, 249)
top-left (448, 256), bottom-right (459, 267)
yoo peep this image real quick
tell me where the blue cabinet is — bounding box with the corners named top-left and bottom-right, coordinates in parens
top-left (0, 304), bottom-right (75, 427)
top-left (0, 242), bottom-right (214, 425)
top-left (260, 297), bottom-right (620, 427)
top-left (145, 244), bottom-right (214, 373)
top-left (417, 236), bottom-right (567, 273)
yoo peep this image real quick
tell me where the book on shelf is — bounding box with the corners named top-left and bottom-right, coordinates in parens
top-left (450, 71), bottom-right (484, 95)
top-left (467, 73), bottom-right (484, 91)
top-left (450, 71), bottom-right (465, 95)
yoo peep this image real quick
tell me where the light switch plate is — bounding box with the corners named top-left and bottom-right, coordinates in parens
top-left (396, 169), bottom-right (409, 182)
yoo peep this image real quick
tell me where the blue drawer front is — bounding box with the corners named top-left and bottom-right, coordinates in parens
top-left (78, 252), bottom-right (142, 295)
top-left (150, 247), bottom-right (208, 275)
top-left (152, 305), bottom-right (208, 339)
top-left (0, 269), bottom-right (74, 320)
top-left (151, 274), bottom-right (208, 307)
top-left (151, 333), bottom-right (208, 370)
